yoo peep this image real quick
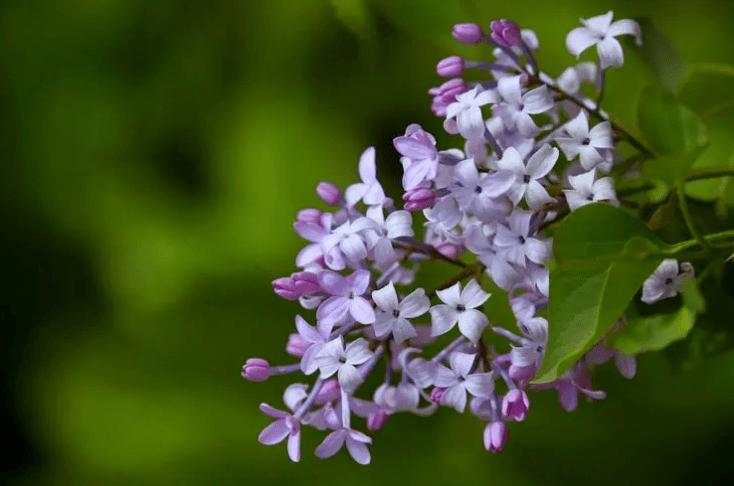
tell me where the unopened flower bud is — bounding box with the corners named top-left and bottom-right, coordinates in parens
top-left (296, 208), bottom-right (322, 225)
top-left (286, 333), bottom-right (310, 357)
top-left (367, 411), bottom-right (389, 431)
top-left (436, 56), bottom-right (465, 77)
top-left (490, 19), bottom-right (522, 47)
top-left (430, 387), bottom-right (446, 403)
top-left (483, 421), bottom-right (508, 453)
top-left (242, 358), bottom-right (271, 382)
top-left (316, 182), bottom-right (341, 205)
top-left (452, 23), bottom-right (482, 44)
top-left (508, 364), bottom-right (536, 381)
top-left (272, 277), bottom-right (299, 300)
top-left (501, 389), bottom-right (530, 421)
top-left (403, 187), bottom-right (437, 211)
top-left (315, 378), bottom-right (341, 405)
top-left (292, 271), bottom-right (320, 295)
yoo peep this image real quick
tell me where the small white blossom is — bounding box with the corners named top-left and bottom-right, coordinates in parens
top-left (566, 11), bottom-right (641, 69)
top-left (430, 279), bottom-right (491, 343)
top-left (563, 168), bottom-right (617, 210)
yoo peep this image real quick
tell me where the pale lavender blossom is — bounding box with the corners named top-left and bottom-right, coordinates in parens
top-left (345, 147), bottom-right (386, 207)
top-left (496, 145), bottom-right (558, 209)
top-left (315, 427), bottom-right (372, 465)
top-left (315, 337), bottom-right (373, 392)
top-left (556, 111), bottom-right (613, 170)
top-left (434, 352), bottom-right (494, 412)
top-left (450, 159), bottom-right (515, 220)
top-left (430, 279), bottom-right (491, 343)
top-left (316, 270), bottom-right (375, 330)
top-left (293, 315), bottom-right (330, 375)
top-left (641, 259), bottom-right (694, 304)
top-left (372, 282), bottom-right (430, 343)
top-left (394, 124), bottom-right (440, 190)
top-left (446, 86), bottom-right (498, 139)
top-left (566, 11), bottom-right (641, 69)
top-left (563, 168), bottom-right (617, 210)
top-left (258, 384), bottom-right (310, 462)
top-left (494, 209), bottom-right (551, 266)
top-left (494, 75), bottom-right (553, 136)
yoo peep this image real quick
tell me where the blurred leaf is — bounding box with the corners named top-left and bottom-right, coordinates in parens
top-left (633, 18), bottom-right (685, 91)
top-left (535, 204), bottom-right (663, 383)
top-left (611, 281), bottom-right (703, 354)
top-left (642, 145), bottom-right (709, 186)
top-left (638, 87), bottom-right (708, 158)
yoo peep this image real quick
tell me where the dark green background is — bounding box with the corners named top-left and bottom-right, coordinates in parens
top-left (2, 0), bottom-right (734, 484)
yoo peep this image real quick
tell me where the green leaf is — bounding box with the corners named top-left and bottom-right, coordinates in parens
top-left (534, 204), bottom-right (664, 384)
top-left (610, 281), bottom-right (703, 355)
top-left (641, 145), bottom-right (708, 185)
top-left (331, 0), bottom-right (375, 40)
top-left (637, 87), bottom-right (708, 158)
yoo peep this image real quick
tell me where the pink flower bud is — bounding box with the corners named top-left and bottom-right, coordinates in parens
top-left (316, 182), bottom-right (341, 205)
top-left (242, 358), bottom-right (271, 382)
top-left (403, 187), bottom-right (437, 211)
top-left (483, 421), bottom-right (508, 453)
top-left (272, 277), bottom-right (299, 300)
top-left (429, 78), bottom-right (467, 116)
top-left (501, 389), bottom-right (530, 421)
top-left (452, 23), bottom-right (482, 44)
top-left (490, 19), bottom-right (522, 48)
top-left (430, 387), bottom-right (446, 403)
top-left (292, 271), bottom-right (320, 295)
top-left (436, 56), bottom-right (465, 77)
top-left (315, 379), bottom-right (341, 405)
top-left (366, 411), bottom-right (389, 431)
top-left (286, 333), bottom-right (310, 357)
top-left (296, 208), bottom-right (322, 225)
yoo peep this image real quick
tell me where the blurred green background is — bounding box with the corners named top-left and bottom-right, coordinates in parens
top-left (2, 0), bottom-right (734, 484)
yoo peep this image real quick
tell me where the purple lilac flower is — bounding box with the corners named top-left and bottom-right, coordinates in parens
top-left (430, 279), bottom-right (491, 344)
top-left (371, 282), bottom-right (430, 343)
top-left (316, 270), bottom-right (375, 330)
top-left (394, 124), bottom-right (439, 190)
top-left (563, 168), bottom-right (617, 210)
top-left (490, 19), bottom-right (522, 48)
top-left (434, 352), bottom-right (494, 412)
top-left (566, 12), bottom-right (641, 69)
top-left (556, 111), bottom-right (613, 170)
top-left (345, 147), bottom-right (386, 207)
top-left (315, 337), bottom-right (373, 392)
top-left (641, 259), bottom-right (694, 304)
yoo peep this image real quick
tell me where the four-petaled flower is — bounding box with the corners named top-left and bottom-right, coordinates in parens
top-left (642, 259), bottom-right (694, 304)
top-left (430, 279), bottom-right (491, 343)
top-left (345, 147), bottom-right (386, 207)
top-left (315, 336), bottom-right (373, 392)
top-left (316, 270), bottom-right (376, 331)
top-left (556, 110), bottom-right (613, 170)
top-left (494, 209), bottom-right (551, 267)
top-left (434, 352), bottom-right (495, 412)
top-left (497, 145), bottom-right (559, 209)
top-left (563, 169), bottom-right (616, 211)
top-left (446, 85), bottom-right (498, 139)
top-left (566, 11), bottom-right (641, 69)
top-left (371, 281), bottom-right (431, 343)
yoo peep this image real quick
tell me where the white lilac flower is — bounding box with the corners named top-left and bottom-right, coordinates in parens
top-left (496, 145), bottom-right (558, 209)
top-left (494, 209), bottom-right (551, 267)
top-left (314, 427), bottom-right (372, 465)
top-left (557, 62), bottom-right (597, 95)
top-left (566, 11), bottom-right (641, 69)
top-left (494, 75), bottom-right (553, 136)
top-left (642, 259), bottom-right (694, 304)
top-left (556, 111), bottom-right (613, 170)
top-left (316, 270), bottom-right (375, 331)
top-left (450, 159), bottom-right (514, 221)
top-left (509, 316), bottom-right (548, 370)
top-left (423, 196), bottom-right (463, 241)
top-left (257, 383), bottom-right (310, 462)
top-left (371, 282), bottom-right (430, 343)
top-left (434, 352), bottom-right (494, 412)
top-left (563, 168), bottom-right (616, 210)
top-left (315, 337), bottom-right (373, 392)
top-left (356, 206), bottom-right (414, 270)
top-left (445, 85), bottom-right (498, 139)
top-left (320, 219), bottom-right (371, 270)
top-left (345, 147), bottom-right (386, 207)
top-left (430, 279), bottom-right (491, 343)
top-left (293, 315), bottom-right (330, 375)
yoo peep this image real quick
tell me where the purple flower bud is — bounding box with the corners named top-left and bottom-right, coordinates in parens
top-left (483, 421), bottom-right (508, 453)
top-left (508, 364), bottom-right (537, 382)
top-left (435, 242), bottom-right (464, 260)
top-left (272, 276), bottom-right (299, 300)
top-left (315, 378), bottom-right (341, 405)
top-left (296, 208), bottom-right (323, 225)
top-left (367, 411), bottom-right (389, 431)
top-left (430, 387), bottom-right (446, 403)
top-left (316, 182), bottom-right (341, 206)
top-left (403, 187), bottom-right (437, 211)
top-left (286, 333), bottom-right (310, 357)
top-left (501, 389), bottom-right (530, 421)
top-left (242, 358), bottom-right (271, 382)
top-left (428, 78), bottom-right (467, 116)
top-left (436, 56), bottom-right (465, 77)
top-left (490, 19), bottom-right (522, 48)
top-left (292, 271), bottom-right (320, 295)
top-left (452, 23), bottom-right (482, 44)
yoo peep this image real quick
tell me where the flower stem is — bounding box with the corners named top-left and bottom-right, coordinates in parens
top-left (676, 185), bottom-right (712, 252)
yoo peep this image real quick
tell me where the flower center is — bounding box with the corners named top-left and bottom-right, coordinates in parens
top-left (392, 309), bottom-right (400, 318)
top-left (518, 235), bottom-right (526, 244)
top-left (582, 137), bottom-right (591, 145)
top-left (664, 277), bottom-right (673, 285)
top-left (456, 304), bottom-right (466, 312)
top-left (474, 185), bottom-right (483, 194)
top-left (522, 174), bottom-right (531, 183)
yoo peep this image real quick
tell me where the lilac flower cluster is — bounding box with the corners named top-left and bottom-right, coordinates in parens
top-left (244, 12), bottom-right (691, 464)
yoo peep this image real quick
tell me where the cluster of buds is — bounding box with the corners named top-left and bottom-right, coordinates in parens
top-left (243, 12), bottom-right (691, 464)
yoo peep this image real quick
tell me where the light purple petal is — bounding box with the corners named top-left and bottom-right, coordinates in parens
top-left (441, 384), bottom-right (468, 412)
top-left (460, 279), bottom-right (491, 308)
top-left (258, 419), bottom-right (289, 445)
top-left (597, 37), bottom-right (624, 69)
top-left (349, 297), bottom-right (375, 324)
top-left (450, 351), bottom-right (476, 377)
top-left (430, 304), bottom-right (458, 336)
top-left (399, 288), bottom-right (430, 318)
top-left (315, 429), bottom-right (347, 458)
top-left (287, 431), bottom-right (301, 462)
top-left (464, 372), bottom-right (495, 398)
top-left (338, 364), bottom-right (363, 392)
top-left (372, 282), bottom-right (398, 311)
top-left (346, 437), bottom-right (371, 465)
top-left (436, 282), bottom-right (462, 306)
top-left (566, 27), bottom-right (598, 57)
top-left (457, 309), bottom-right (488, 344)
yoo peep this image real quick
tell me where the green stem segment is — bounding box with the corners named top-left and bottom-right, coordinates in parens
top-left (676, 185), bottom-right (713, 252)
